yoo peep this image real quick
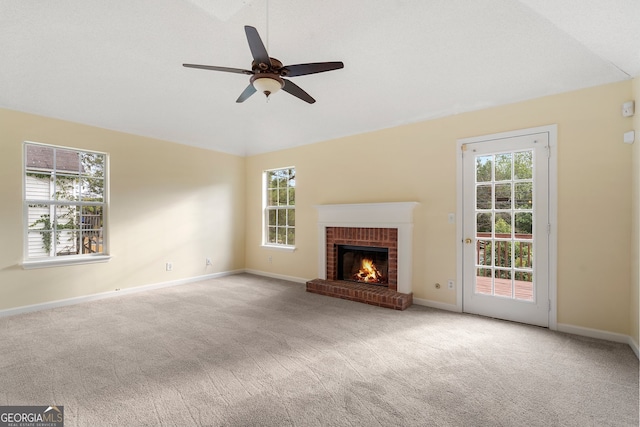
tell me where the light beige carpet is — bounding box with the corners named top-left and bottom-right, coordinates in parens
top-left (0, 273), bottom-right (638, 426)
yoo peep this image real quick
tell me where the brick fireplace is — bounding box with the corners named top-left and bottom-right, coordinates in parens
top-left (326, 227), bottom-right (397, 289)
top-left (306, 202), bottom-right (418, 310)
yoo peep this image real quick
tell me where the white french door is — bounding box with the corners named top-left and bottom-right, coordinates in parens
top-left (460, 129), bottom-right (553, 327)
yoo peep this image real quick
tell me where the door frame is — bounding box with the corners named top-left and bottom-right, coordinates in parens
top-left (455, 125), bottom-right (558, 330)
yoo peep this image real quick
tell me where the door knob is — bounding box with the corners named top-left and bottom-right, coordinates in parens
top-left (465, 238), bottom-right (472, 244)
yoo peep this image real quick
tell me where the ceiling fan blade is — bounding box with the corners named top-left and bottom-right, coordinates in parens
top-left (236, 84), bottom-right (257, 103)
top-left (183, 64), bottom-right (253, 75)
top-left (282, 79), bottom-right (315, 104)
top-left (283, 62), bottom-right (344, 77)
top-left (244, 26), bottom-right (271, 67)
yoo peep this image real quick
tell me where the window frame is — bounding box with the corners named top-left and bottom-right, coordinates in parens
top-left (262, 166), bottom-right (296, 250)
top-left (22, 141), bottom-right (111, 269)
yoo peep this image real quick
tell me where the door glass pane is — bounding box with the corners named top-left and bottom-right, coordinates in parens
top-left (514, 151), bottom-right (533, 179)
top-left (476, 156), bottom-right (492, 182)
top-left (514, 271), bottom-right (533, 301)
top-left (494, 212), bottom-right (512, 236)
top-left (476, 213), bottom-right (491, 234)
top-left (514, 212), bottom-right (532, 236)
top-left (495, 153), bottom-right (512, 181)
top-left (477, 240), bottom-right (492, 266)
top-left (514, 241), bottom-right (533, 268)
top-left (477, 185), bottom-right (492, 209)
top-left (476, 268), bottom-right (492, 295)
top-left (495, 183), bottom-right (511, 209)
top-left (494, 241), bottom-right (512, 268)
top-left (514, 182), bottom-right (532, 209)
top-left (494, 269), bottom-right (513, 297)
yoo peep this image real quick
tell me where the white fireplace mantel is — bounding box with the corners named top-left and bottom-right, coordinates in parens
top-left (315, 202), bottom-right (418, 294)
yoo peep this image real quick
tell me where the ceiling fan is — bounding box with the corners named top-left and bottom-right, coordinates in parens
top-left (183, 25), bottom-right (344, 104)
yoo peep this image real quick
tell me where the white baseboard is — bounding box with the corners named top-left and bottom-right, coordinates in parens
top-left (557, 323), bottom-right (639, 358)
top-left (0, 269), bottom-right (244, 318)
top-left (412, 297), bottom-right (462, 313)
top-left (408, 303), bottom-right (638, 359)
top-left (243, 269), bottom-right (310, 284)
top-left (628, 336), bottom-right (639, 359)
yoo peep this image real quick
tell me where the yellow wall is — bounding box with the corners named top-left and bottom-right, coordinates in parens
top-left (631, 77), bottom-right (640, 348)
top-left (1, 79), bottom-right (635, 339)
top-left (0, 108), bottom-right (246, 310)
top-left (246, 80), bottom-right (634, 335)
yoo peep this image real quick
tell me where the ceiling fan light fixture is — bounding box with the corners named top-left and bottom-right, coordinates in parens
top-left (183, 26), bottom-right (342, 104)
top-left (251, 74), bottom-right (284, 98)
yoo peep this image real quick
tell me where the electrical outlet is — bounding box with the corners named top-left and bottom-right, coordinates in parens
top-left (268, 256), bottom-right (272, 264)
top-left (166, 262), bottom-right (173, 271)
top-left (206, 258), bottom-right (212, 266)
top-left (448, 280), bottom-right (454, 290)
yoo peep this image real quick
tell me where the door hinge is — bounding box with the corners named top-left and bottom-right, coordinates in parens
top-left (547, 223), bottom-right (551, 235)
top-left (546, 145), bottom-right (550, 159)
top-left (548, 299), bottom-right (551, 312)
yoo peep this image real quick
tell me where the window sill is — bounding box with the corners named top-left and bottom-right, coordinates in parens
top-left (22, 255), bottom-right (112, 270)
top-left (261, 244), bottom-right (296, 252)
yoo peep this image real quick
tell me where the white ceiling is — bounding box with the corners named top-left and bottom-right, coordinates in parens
top-left (1, 0), bottom-right (638, 156)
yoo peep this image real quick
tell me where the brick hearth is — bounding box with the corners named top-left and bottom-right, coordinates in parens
top-left (306, 279), bottom-right (412, 310)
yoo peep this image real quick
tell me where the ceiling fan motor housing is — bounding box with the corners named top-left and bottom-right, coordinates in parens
top-left (251, 58), bottom-right (288, 75)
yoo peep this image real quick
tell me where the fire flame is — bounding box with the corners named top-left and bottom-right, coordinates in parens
top-left (353, 258), bottom-right (384, 283)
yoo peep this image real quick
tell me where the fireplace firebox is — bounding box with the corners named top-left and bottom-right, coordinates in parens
top-left (337, 245), bottom-right (389, 285)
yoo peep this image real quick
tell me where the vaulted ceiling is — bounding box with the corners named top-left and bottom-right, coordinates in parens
top-left (1, 1), bottom-right (638, 156)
